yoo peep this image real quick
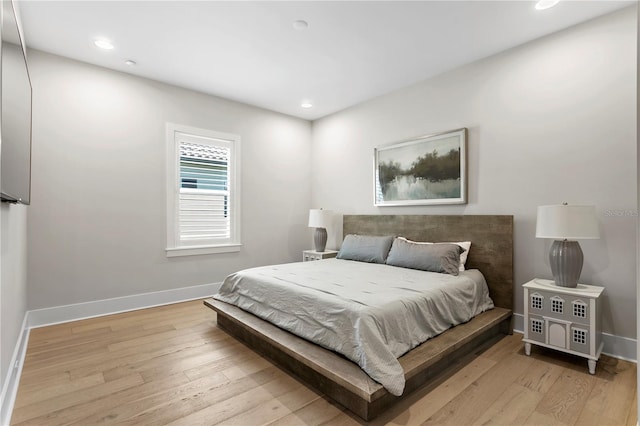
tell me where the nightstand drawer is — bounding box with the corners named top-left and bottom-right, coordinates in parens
top-left (303, 250), bottom-right (338, 262)
top-left (528, 289), bottom-right (590, 326)
top-left (570, 325), bottom-right (591, 355)
top-left (527, 315), bottom-right (546, 344)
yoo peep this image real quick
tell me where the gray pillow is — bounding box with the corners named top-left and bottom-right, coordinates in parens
top-left (337, 234), bottom-right (394, 264)
top-left (386, 238), bottom-right (463, 275)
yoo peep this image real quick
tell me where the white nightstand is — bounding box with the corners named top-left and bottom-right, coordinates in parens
top-left (523, 278), bottom-right (604, 374)
top-left (302, 250), bottom-right (338, 262)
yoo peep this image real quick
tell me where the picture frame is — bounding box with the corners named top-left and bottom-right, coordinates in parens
top-left (374, 128), bottom-right (467, 206)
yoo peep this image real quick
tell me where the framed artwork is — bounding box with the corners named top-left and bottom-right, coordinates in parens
top-left (374, 128), bottom-right (467, 206)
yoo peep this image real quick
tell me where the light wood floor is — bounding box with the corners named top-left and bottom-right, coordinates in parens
top-left (11, 300), bottom-right (637, 425)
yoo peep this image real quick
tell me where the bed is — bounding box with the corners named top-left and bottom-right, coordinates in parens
top-left (204, 214), bottom-right (513, 420)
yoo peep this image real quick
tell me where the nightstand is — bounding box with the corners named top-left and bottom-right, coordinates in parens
top-left (523, 278), bottom-right (604, 374)
top-left (302, 249), bottom-right (338, 262)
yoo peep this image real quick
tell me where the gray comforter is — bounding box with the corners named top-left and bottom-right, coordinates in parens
top-left (214, 258), bottom-right (494, 396)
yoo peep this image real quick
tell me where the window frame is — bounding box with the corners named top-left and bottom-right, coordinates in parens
top-left (572, 299), bottom-right (588, 318)
top-left (165, 123), bottom-right (241, 257)
top-left (531, 292), bottom-right (544, 310)
top-left (550, 295), bottom-right (564, 314)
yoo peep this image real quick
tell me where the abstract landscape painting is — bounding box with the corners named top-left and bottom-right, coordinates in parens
top-left (374, 128), bottom-right (467, 206)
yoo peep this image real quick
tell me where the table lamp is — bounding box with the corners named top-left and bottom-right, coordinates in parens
top-left (536, 203), bottom-right (600, 287)
top-left (308, 209), bottom-right (332, 252)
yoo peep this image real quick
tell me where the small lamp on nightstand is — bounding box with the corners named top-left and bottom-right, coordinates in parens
top-left (308, 209), bottom-right (332, 252)
top-left (536, 203), bottom-right (600, 288)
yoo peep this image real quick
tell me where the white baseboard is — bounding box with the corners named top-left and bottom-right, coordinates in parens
top-left (0, 282), bottom-right (221, 425)
top-left (513, 313), bottom-right (637, 362)
top-left (600, 333), bottom-right (637, 362)
top-left (0, 314), bottom-right (29, 426)
top-left (27, 282), bottom-right (221, 328)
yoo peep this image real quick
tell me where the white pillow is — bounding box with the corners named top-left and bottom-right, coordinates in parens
top-left (450, 241), bottom-right (471, 271)
top-left (396, 238), bottom-right (471, 272)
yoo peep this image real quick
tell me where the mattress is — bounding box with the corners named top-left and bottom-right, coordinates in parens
top-left (213, 258), bottom-right (494, 396)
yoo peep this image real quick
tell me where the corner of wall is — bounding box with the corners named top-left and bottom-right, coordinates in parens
top-left (0, 313), bottom-right (29, 426)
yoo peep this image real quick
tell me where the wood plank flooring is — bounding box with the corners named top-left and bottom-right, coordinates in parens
top-left (11, 300), bottom-right (637, 425)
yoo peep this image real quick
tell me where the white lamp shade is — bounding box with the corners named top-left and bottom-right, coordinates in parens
top-left (536, 205), bottom-right (600, 240)
top-left (308, 209), bottom-right (331, 228)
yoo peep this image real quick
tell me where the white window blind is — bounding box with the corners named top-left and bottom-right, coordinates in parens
top-left (166, 124), bottom-right (241, 256)
top-left (179, 141), bottom-right (231, 243)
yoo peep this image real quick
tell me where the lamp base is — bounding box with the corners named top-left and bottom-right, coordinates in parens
top-left (314, 228), bottom-right (327, 252)
top-left (549, 240), bottom-right (583, 288)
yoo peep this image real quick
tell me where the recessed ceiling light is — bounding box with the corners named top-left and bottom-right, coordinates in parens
top-left (535, 0), bottom-right (560, 11)
top-left (293, 20), bottom-right (309, 30)
top-left (301, 102), bottom-right (313, 109)
top-left (93, 38), bottom-right (114, 50)
top-left (124, 59), bottom-right (136, 66)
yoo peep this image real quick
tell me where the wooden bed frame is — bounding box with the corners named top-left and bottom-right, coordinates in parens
top-left (205, 215), bottom-right (513, 420)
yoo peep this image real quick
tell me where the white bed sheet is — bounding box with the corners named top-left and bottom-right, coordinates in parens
top-left (214, 258), bottom-right (494, 396)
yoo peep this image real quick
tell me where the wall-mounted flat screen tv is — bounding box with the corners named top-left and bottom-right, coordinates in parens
top-left (1, 0), bottom-right (32, 204)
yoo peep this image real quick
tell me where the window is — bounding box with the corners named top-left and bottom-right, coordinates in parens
top-left (166, 123), bottom-right (241, 256)
top-left (572, 328), bottom-right (587, 345)
top-left (531, 293), bottom-right (543, 310)
top-left (531, 319), bottom-right (543, 334)
top-left (551, 296), bottom-right (564, 314)
top-left (572, 300), bottom-right (587, 318)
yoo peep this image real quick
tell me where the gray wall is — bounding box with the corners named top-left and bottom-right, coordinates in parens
top-left (0, 204), bottom-right (27, 392)
top-left (27, 50), bottom-right (312, 309)
top-left (311, 8), bottom-right (637, 340)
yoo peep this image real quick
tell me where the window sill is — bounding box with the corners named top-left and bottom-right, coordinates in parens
top-left (166, 244), bottom-right (242, 257)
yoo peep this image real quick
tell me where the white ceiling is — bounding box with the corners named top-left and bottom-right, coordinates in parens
top-left (18, 1), bottom-right (635, 120)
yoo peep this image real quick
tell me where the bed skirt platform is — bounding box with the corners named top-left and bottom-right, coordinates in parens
top-left (204, 298), bottom-right (512, 421)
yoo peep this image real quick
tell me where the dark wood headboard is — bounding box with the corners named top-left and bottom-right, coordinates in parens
top-left (343, 215), bottom-right (513, 310)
